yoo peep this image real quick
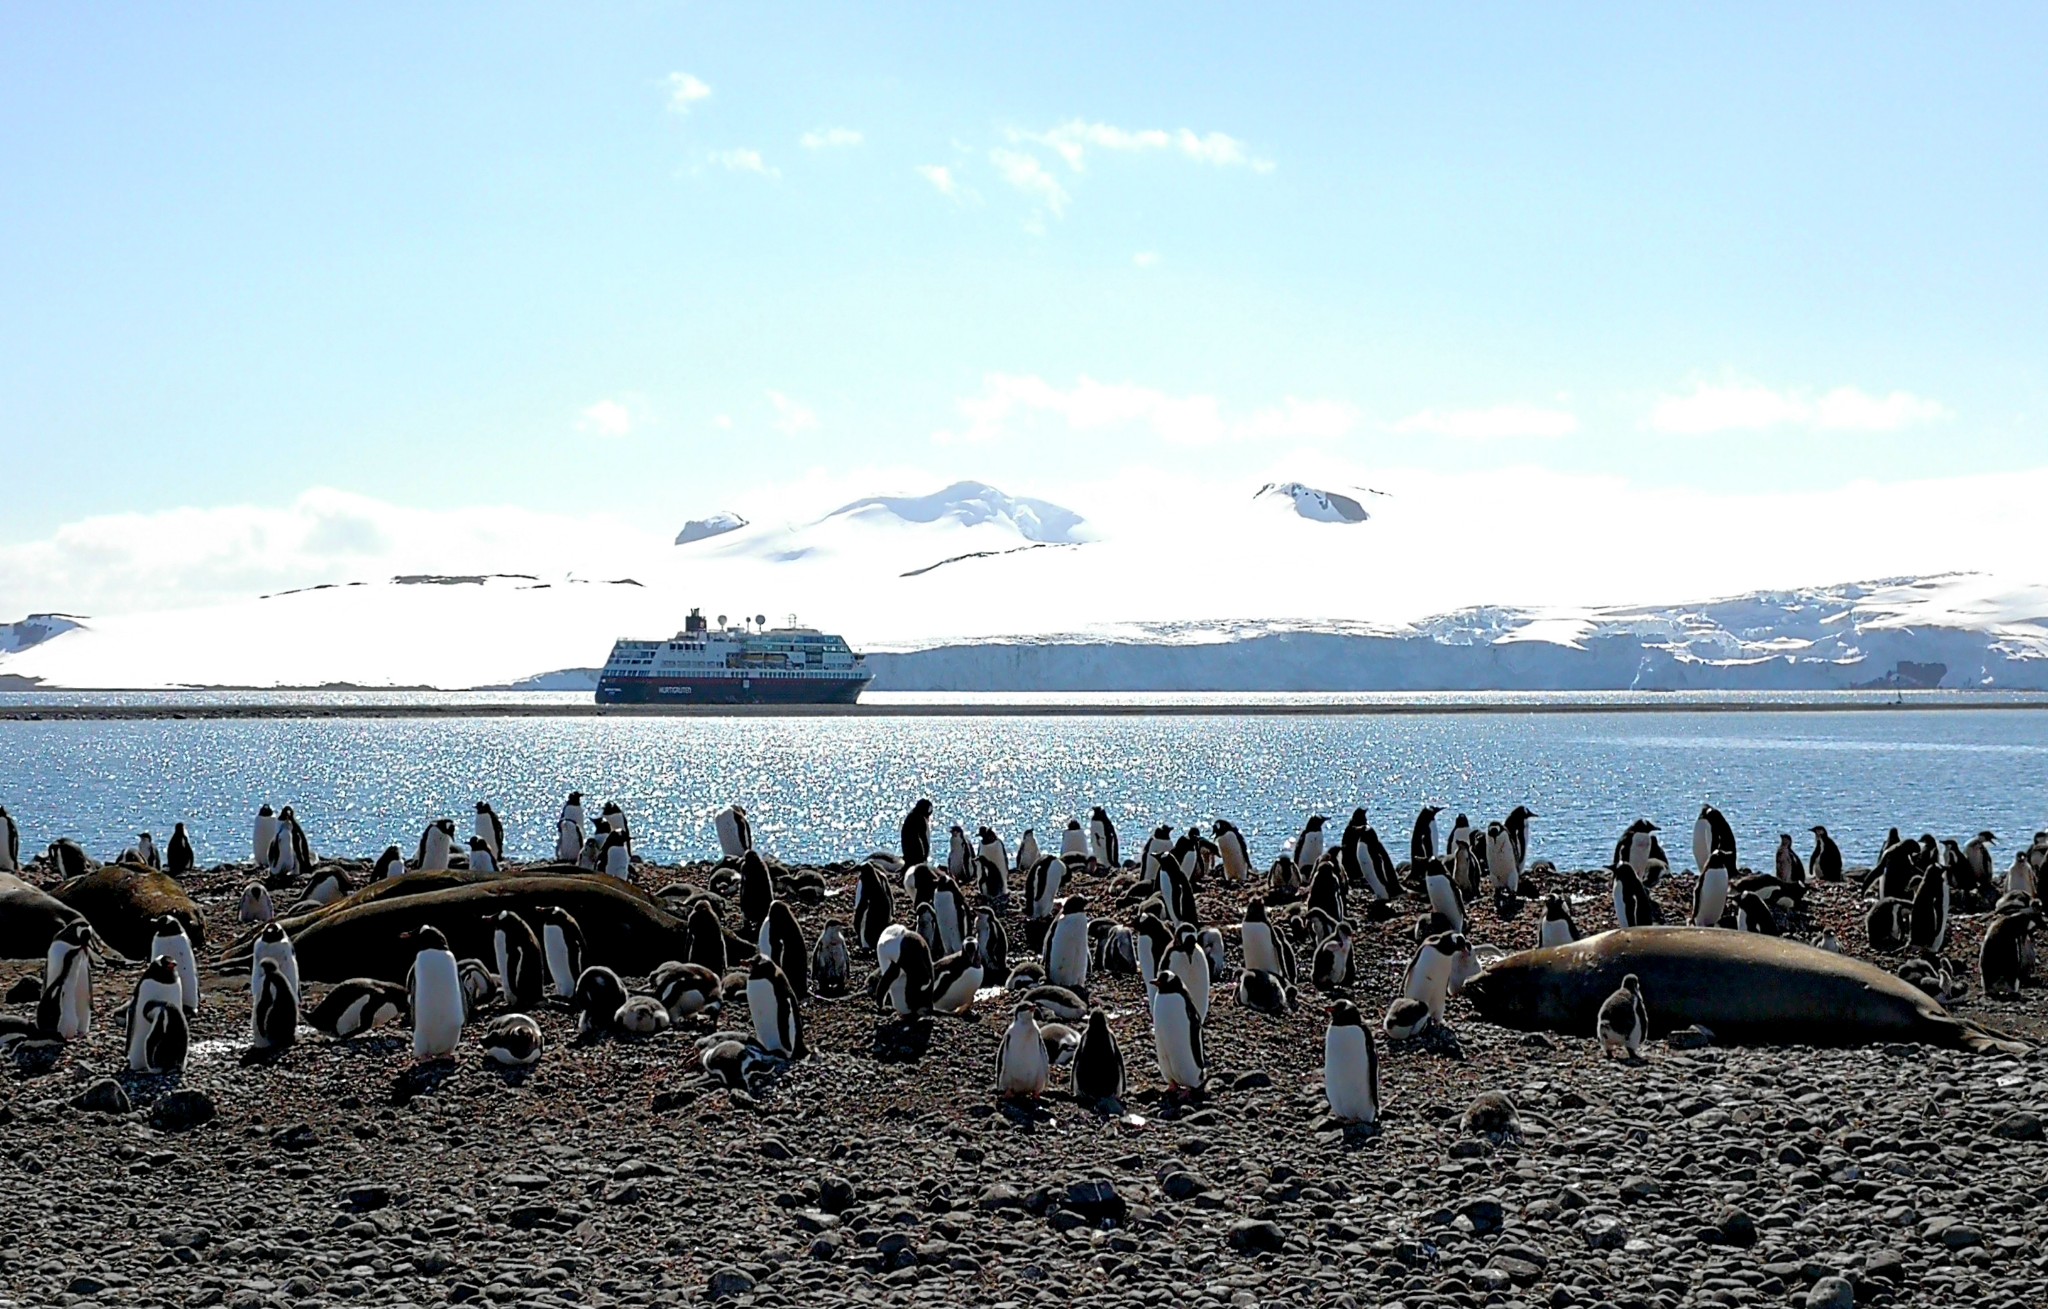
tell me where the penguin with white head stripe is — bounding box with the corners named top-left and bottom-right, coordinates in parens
top-left (149, 915), bottom-right (200, 1015)
top-left (126, 955), bottom-right (185, 1070)
top-left (1150, 969), bottom-right (1206, 1093)
top-left (1322, 999), bottom-right (1379, 1125)
top-left (406, 925), bottom-right (464, 1059)
top-left (747, 954), bottom-right (804, 1057)
top-left (40, 921), bottom-right (96, 1040)
top-left (474, 802), bottom-right (505, 864)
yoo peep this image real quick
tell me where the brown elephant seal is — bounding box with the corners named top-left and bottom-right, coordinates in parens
top-left (223, 873), bottom-right (692, 983)
top-left (1461, 926), bottom-right (2027, 1054)
top-left (51, 862), bottom-right (206, 959)
top-left (0, 872), bottom-right (89, 960)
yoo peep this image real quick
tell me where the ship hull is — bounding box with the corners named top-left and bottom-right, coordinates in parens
top-left (595, 676), bottom-right (870, 707)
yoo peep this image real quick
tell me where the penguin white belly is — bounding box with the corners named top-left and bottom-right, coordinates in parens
top-left (1047, 919), bottom-right (1090, 990)
top-left (932, 892), bottom-right (964, 954)
top-left (1172, 950), bottom-right (1212, 1020)
top-left (1137, 938), bottom-right (1162, 1000)
top-left (1241, 924), bottom-right (1281, 976)
top-left (155, 935), bottom-right (200, 1013)
top-left (997, 1021), bottom-right (1049, 1096)
top-left (747, 977), bottom-right (791, 1054)
top-left (1323, 1027), bottom-right (1377, 1123)
top-left (1426, 875), bottom-right (1462, 927)
top-left (411, 952), bottom-right (464, 1057)
top-left (1693, 819), bottom-right (1711, 875)
top-left (1629, 832), bottom-right (1653, 875)
top-left (930, 965), bottom-right (982, 1014)
top-left (604, 844), bottom-right (630, 878)
top-left (126, 977), bottom-right (181, 1069)
top-left (1539, 919), bottom-right (1573, 949)
top-left (1612, 879), bottom-right (1630, 926)
top-left (543, 927), bottom-right (576, 997)
top-left (1694, 869), bottom-right (1728, 927)
top-left (1151, 999), bottom-right (1202, 1089)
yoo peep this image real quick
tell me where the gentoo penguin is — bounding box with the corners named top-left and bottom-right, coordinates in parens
top-left (901, 798), bottom-right (934, 867)
top-left (1059, 819), bottom-right (1088, 862)
top-left (679, 897), bottom-right (725, 975)
top-left (929, 870), bottom-right (967, 955)
top-left (413, 818), bottom-right (455, 873)
top-left (570, 966), bottom-right (629, 1037)
top-left (1611, 862), bottom-right (1657, 928)
top-left (615, 995), bottom-right (671, 1036)
top-left (48, 837), bottom-right (90, 881)
top-left (1267, 853), bottom-right (1302, 897)
top-left (1162, 923), bottom-right (1212, 1021)
top-left (406, 925), bottom-right (464, 1059)
top-left (1421, 857), bottom-right (1466, 933)
top-left (714, 804), bottom-right (754, 861)
top-left (1293, 815), bottom-right (1328, 870)
top-left (1134, 912), bottom-right (1172, 1001)
top-left (1025, 854), bottom-right (1065, 922)
top-left (1446, 812), bottom-right (1474, 864)
top-left (739, 851), bottom-right (773, 932)
top-left (1156, 846), bottom-right (1196, 926)
top-left (1447, 838), bottom-right (1482, 900)
top-left (1046, 895), bottom-right (1091, 991)
top-left (40, 921), bottom-right (95, 1040)
top-left (371, 845), bottom-right (405, 883)
top-left (238, 882), bottom-right (275, 924)
top-left (491, 910), bottom-right (545, 1009)
top-left (1538, 893), bottom-right (1578, 948)
top-left (1235, 968), bottom-right (1295, 1015)
top-left (945, 824), bottom-right (971, 880)
top-left (1813, 927), bottom-right (1845, 953)
top-left (481, 1013), bottom-right (544, 1067)
top-left (1097, 923), bottom-right (1137, 975)
top-left (976, 827), bottom-right (1010, 902)
top-left (1615, 819), bottom-right (1662, 881)
top-left (559, 791), bottom-right (586, 839)
top-left (0, 805), bottom-right (18, 873)
top-left (914, 901), bottom-right (943, 952)
top-left (1597, 973), bottom-right (1647, 1059)
top-left (532, 905), bottom-right (585, 999)
top-left (651, 960), bottom-right (723, 1017)
top-left (1866, 897), bottom-right (1913, 953)
top-left (1214, 820), bottom-right (1253, 888)
top-left (1306, 852), bottom-right (1349, 925)
top-left (456, 958), bottom-right (493, 1013)
top-left (1311, 921), bottom-right (1354, 990)
top-left (1694, 804), bottom-right (1735, 874)
top-left (148, 915), bottom-right (200, 1014)
top-left (810, 924), bottom-right (851, 997)
top-left (747, 955), bottom-right (804, 1058)
top-left (1014, 828), bottom-right (1040, 881)
top-left (995, 1003), bottom-right (1050, 1099)
top-left (1504, 805), bottom-right (1536, 870)
top-left (1809, 825), bottom-right (1844, 882)
top-left (1089, 807), bottom-right (1119, 869)
top-left (599, 829), bottom-right (632, 879)
top-left (972, 906), bottom-right (1009, 980)
top-left (1734, 890), bottom-right (1778, 935)
top-left (133, 997), bottom-right (189, 1076)
top-left (164, 827), bottom-right (192, 880)
top-left (1021, 983), bottom-right (1087, 1024)
top-left (251, 922), bottom-right (301, 1008)
top-left (281, 806), bottom-right (314, 876)
top-left (554, 817), bottom-right (582, 865)
top-left (852, 862), bottom-right (893, 952)
top-left (1071, 1007), bottom-right (1125, 1102)
top-left (1692, 849), bottom-right (1732, 927)
top-left (127, 831), bottom-right (159, 870)
top-left (1963, 832), bottom-right (1998, 896)
top-left (1980, 903), bottom-right (2039, 998)
top-left (871, 924), bottom-right (934, 1016)
top-left (1150, 969), bottom-right (1206, 1093)
top-left (1867, 835), bottom-right (1919, 900)
top-left (929, 939), bottom-right (985, 1014)
top-left (472, 802), bottom-right (505, 864)
top-left (251, 957), bottom-right (299, 1051)
top-left (2009, 850), bottom-right (2040, 901)
top-left (1361, 824), bottom-right (1399, 900)
top-left (757, 899), bottom-right (810, 995)
top-left (1482, 821), bottom-right (1518, 896)
top-left (1386, 931), bottom-right (1474, 1037)
top-left (596, 802), bottom-right (631, 855)
top-left (1240, 897), bottom-right (1285, 976)
top-left (1909, 868), bottom-right (1950, 952)
top-left (1774, 834), bottom-right (1806, 884)
top-left (1410, 805), bottom-right (1443, 865)
top-left (1198, 925), bottom-right (1227, 983)
top-left (126, 955), bottom-right (186, 1070)
top-left (303, 865), bottom-right (352, 906)
top-left (1138, 825), bottom-right (1172, 884)
top-left (310, 979), bottom-right (408, 1038)
top-left (1323, 999), bottom-right (1380, 1124)
top-left (466, 838), bottom-right (499, 874)
top-left (253, 805), bottom-right (278, 868)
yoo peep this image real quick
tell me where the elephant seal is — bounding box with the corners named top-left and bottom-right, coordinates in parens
top-left (51, 862), bottom-right (206, 959)
top-left (223, 873), bottom-right (694, 983)
top-left (1461, 926), bottom-right (2027, 1055)
top-left (0, 872), bottom-right (88, 960)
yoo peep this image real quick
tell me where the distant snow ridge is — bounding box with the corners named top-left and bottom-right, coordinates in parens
top-left (675, 512), bottom-right (748, 546)
top-left (826, 480), bottom-right (1088, 544)
top-left (0, 613), bottom-right (84, 655)
top-left (1255, 481), bottom-right (1370, 524)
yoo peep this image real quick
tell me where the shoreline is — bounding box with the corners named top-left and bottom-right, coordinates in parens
top-left (3, 698), bottom-right (2048, 721)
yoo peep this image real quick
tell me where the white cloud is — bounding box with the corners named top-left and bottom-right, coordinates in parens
top-left (915, 164), bottom-right (964, 201)
top-left (935, 374), bottom-right (1356, 447)
top-left (988, 148), bottom-right (1069, 217)
top-left (576, 399), bottom-right (635, 438)
top-left (1649, 381), bottom-right (1950, 434)
top-left (800, 127), bottom-right (863, 149)
top-left (1133, 251), bottom-right (1160, 268)
top-left (708, 148), bottom-right (778, 178)
top-left (767, 390), bottom-right (818, 434)
top-left (666, 73), bottom-right (712, 113)
top-left (1010, 120), bottom-right (1274, 172)
top-left (1393, 404), bottom-right (1581, 440)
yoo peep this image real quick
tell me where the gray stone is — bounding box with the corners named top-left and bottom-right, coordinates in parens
top-left (707, 1266), bottom-right (755, 1300)
top-left (1990, 1111), bottom-right (2043, 1142)
top-left (1227, 1219), bottom-right (1286, 1254)
top-left (1806, 1275), bottom-right (1855, 1309)
top-left (149, 1089), bottom-right (216, 1132)
top-left (73, 1078), bottom-right (130, 1115)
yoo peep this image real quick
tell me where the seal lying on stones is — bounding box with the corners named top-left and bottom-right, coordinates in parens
top-left (1461, 926), bottom-right (2028, 1054)
top-left (50, 862), bottom-right (206, 959)
top-left (0, 872), bottom-right (88, 961)
top-left (223, 874), bottom-right (695, 983)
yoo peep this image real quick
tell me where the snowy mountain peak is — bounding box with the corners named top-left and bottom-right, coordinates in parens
top-left (824, 481), bottom-right (1088, 545)
top-left (675, 511), bottom-right (748, 546)
top-left (1255, 481), bottom-right (1371, 524)
top-left (0, 613), bottom-right (86, 655)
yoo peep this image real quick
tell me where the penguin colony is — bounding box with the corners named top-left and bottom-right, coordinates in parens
top-left (0, 796), bottom-right (2040, 1133)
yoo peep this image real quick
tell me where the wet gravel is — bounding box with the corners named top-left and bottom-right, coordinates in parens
top-left (2, 852), bottom-right (2043, 1309)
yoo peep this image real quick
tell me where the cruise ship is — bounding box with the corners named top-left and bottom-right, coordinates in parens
top-left (594, 610), bottom-right (874, 706)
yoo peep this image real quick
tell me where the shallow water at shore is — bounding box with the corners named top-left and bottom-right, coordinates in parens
top-left (2, 708), bottom-right (2043, 870)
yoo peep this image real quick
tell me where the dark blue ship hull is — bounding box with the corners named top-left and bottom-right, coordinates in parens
top-left (595, 675), bottom-right (869, 706)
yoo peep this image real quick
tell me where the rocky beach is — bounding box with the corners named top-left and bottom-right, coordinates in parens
top-left (2, 847), bottom-right (2043, 1309)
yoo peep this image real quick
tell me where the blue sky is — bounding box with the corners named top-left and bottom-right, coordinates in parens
top-left (2, 4), bottom-right (2045, 613)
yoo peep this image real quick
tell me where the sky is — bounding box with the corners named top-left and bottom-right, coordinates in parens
top-left (3, 4), bottom-right (2046, 619)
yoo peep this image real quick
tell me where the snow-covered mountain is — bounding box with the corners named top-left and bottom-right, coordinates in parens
top-left (1, 475), bottom-right (2044, 691)
top-left (675, 512), bottom-right (747, 546)
top-left (1254, 481), bottom-right (1371, 524)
